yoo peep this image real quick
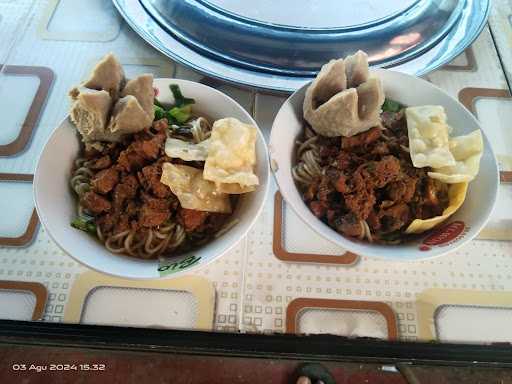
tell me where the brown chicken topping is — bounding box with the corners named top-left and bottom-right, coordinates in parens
top-left (301, 110), bottom-right (449, 242)
top-left (77, 118), bottom-right (230, 238)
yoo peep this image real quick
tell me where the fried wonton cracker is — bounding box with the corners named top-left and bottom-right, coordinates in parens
top-left (203, 118), bottom-right (259, 188)
top-left (405, 182), bottom-right (468, 234)
top-left (160, 163), bottom-right (231, 213)
top-left (165, 137), bottom-right (210, 161)
top-left (428, 130), bottom-right (483, 184)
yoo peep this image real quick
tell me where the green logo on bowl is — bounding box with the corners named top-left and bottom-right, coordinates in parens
top-left (158, 255), bottom-right (201, 277)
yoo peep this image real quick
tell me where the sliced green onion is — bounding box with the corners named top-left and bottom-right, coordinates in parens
top-left (153, 97), bottom-right (165, 109)
top-left (170, 84), bottom-right (195, 107)
top-left (171, 126), bottom-right (194, 137)
top-left (154, 105), bottom-right (166, 120)
top-left (153, 85), bottom-right (195, 123)
top-left (382, 99), bottom-right (403, 113)
top-left (71, 217), bottom-right (97, 236)
top-left (168, 105), bottom-right (192, 124)
top-left (379, 230), bottom-right (402, 241)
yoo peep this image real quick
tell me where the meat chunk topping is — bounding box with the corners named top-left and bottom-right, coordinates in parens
top-left (299, 110), bottom-right (449, 242)
top-left (92, 167), bottom-right (119, 194)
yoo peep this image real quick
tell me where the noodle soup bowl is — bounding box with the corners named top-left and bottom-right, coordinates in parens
top-left (34, 78), bottom-right (269, 279)
top-left (270, 70), bottom-right (498, 261)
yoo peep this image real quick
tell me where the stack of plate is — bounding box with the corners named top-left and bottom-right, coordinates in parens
top-left (112, 0), bottom-right (489, 92)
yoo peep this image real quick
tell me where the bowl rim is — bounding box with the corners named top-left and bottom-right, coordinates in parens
top-left (269, 69), bottom-right (499, 261)
top-left (34, 78), bottom-right (270, 279)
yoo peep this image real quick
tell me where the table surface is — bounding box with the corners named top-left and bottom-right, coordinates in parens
top-left (0, 0), bottom-right (511, 346)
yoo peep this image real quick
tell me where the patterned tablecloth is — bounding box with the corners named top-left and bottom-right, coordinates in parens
top-left (0, 0), bottom-right (511, 344)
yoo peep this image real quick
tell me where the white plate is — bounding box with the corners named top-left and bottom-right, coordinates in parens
top-left (34, 79), bottom-right (269, 279)
top-left (270, 70), bottom-right (499, 261)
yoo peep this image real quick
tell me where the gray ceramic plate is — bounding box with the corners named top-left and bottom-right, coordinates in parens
top-left (112, 0), bottom-right (489, 92)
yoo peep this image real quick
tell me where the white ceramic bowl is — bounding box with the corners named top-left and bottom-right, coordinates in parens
top-left (34, 79), bottom-right (269, 279)
top-left (270, 70), bottom-right (498, 261)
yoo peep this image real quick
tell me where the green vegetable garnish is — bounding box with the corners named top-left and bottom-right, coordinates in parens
top-left (153, 85), bottom-right (195, 124)
top-left (71, 216), bottom-right (97, 236)
top-left (379, 231), bottom-right (402, 241)
top-left (170, 84), bottom-right (195, 107)
top-left (154, 105), bottom-right (166, 120)
top-left (171, 126), bottom-right (194, 137)
top-left (168, 105), bottom-right (192, 124)
top-left (382, 99), bottom-right (402, 113)
top-left (153, 97), bottom-right (165, 109)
